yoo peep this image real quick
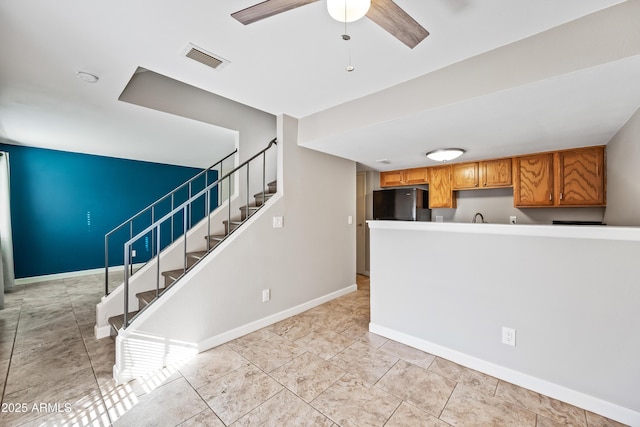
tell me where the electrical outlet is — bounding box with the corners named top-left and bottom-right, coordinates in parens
top-left (272, 216), bottom-right (283, 228)
top-left (502, 327), bottom-right (516, 346)
top-left (435, 216), bottom-right (444, 223)
top-left (262, 289), bottom-right (270, 302)
top-left (510, 216), bottom-right (517, 224)
top-left (131, 249), bottom-right (137, 258)
top-left (348, 215), bottom-right (353, 225)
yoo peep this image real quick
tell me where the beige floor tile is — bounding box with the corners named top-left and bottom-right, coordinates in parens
top-left (376, 360), bottom-right (456, 417)
top-left (379, 340), bottom-right (436, 369)
top-left (197, 364), bottom-right (283, 425)
top-left (112, 377), bottom-right (208, 427)
top-left (294, 328), bottom-right (354, 360)
top-left (17, 388), bottom-right (111, 427)
top-left (270, 352), bottom-right (346, 402)
top-left (177, 408), bottom-right (226, 426)
top-left (235, 389), bottom-right (333, 426)
top-left (270, 313), bottom-right (321, 341)
top-left (385, 402), bottom-right (452, 427)
top-left (537, 395), bottom-right (587, 427)
top-left (179, 344), bottom-right (249, 389)
top-left (495, 380), bottom-right (542, 412)
top-left (428, 357), bottom-right (498, 396)
top-left (585, 411), bottom-right (629, 427)
top-left (311, 373), bottom-right (401, 427)
top-left (537, 414), bottom-right (573, 427)
top-left (356, 332), bottom-right (389, 349)
top-left (329, 341), bottom-right (398, 384)
top-left (226, 327), bottom-right (274, 351)
top-left (1, 367), bottom-right (101, 426)
top-left (440, 384), bottom-right (537, 427)
top-left (236, 332), bottom-right (305, 372)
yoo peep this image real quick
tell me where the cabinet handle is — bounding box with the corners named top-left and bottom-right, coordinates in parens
top-left (483, 182), bottom-right (487, 186)
top-left (549, 193), bottom-right (552, 201)
top-left (560, 192), bottom-right (563, 200)
top-left (474, 183), bottom-right (478, 187)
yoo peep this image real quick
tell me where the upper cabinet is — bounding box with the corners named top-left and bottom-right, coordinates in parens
top-left (452, 158), bottom-right (512, 190)
top-left (556, 146), bottom-right (605, 206)
top-left (378, 145), bottom-right (605, 209)
top-left (513, 153), bottom-right (555, 207)
top-left (429, 165), bottom-right (456, 209)
top-left (380, 167), bottom-right (428, 187)
top-left (481, 158), bottom-right (512, 188)
top-left (513, 146), bottom-right (605, 208)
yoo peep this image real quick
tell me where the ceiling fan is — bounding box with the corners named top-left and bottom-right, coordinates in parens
top-left (231, 0), bottom-right (429, 49)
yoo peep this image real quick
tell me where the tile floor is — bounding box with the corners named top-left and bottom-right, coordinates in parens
top-left (0, 274), bottom-right (628, 426)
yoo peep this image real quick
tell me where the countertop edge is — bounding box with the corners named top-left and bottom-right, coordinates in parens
top-left (366, 220), bottom-right (640, 241)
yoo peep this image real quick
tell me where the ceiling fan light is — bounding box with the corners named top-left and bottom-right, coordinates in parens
top-left (327, 0), bottom-right (371, 23)
top-left (426, 148), bottom-right (466, 162)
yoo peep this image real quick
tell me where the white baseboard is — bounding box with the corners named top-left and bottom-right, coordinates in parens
top-left (369, 323), bottom-right (640, 427)
top-left (95, 324), bottom-right (112, 340)
top-left (113, 283), bottom-right (357, 384)
top-left (197, 283), bottom-right (358, 351)
top-left (15, 264), bottom-right (144, 285)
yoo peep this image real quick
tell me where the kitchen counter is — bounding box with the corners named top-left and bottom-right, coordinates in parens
top-left (367, 220), bottom-right (640, 241)
top-left (368, 220), bottom-right (640, 425)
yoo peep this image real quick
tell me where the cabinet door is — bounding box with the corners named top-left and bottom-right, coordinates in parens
top-left (452, 163), bottom-right (479, 190)
top-left (481, 158), bottom-right (512, 188)
top-left (429, 165), bottom-right (456, 208)
top-left (514, 153), bottom-right (554, 207)
top-left (404, 167), bottom-right (429, 185)
top-left (380, 170), bottom-right (404, 187)
top-left (557, 146), bottom-right (605, 206)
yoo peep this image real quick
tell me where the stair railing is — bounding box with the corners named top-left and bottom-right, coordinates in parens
top-left (104, 149), bottom-right (237, 296)
top-left (120, 138), bottom-right (277, 329)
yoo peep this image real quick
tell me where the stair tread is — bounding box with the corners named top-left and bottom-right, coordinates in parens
top-left (108, 312), bottom-right (139, 330)
top-left (161, 268), bottom-right (185, 278)
top-left (206, 234), bottom-right (226, 241)
top-left (187, 250), bottom-right (207, 259)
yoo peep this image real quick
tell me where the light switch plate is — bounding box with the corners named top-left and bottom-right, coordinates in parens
top-left (273, 216), bottom-right (283, 228)
top-left (348, 215), bottom-right (353, 225)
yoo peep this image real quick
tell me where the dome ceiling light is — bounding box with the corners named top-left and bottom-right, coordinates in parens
top-left (425, 148), bottom-right (466, 162)
top-left (327, 0), bottom-right (371, 23)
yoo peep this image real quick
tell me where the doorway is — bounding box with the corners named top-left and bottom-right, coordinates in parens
top-left (356, 171), bottom-right (366, 275)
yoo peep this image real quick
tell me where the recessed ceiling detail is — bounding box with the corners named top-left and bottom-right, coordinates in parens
top-left (184, 44), bottom-right (229, 70)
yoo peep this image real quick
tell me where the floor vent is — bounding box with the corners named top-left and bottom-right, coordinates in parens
top-left (184, 44), bottom-right (229, 70)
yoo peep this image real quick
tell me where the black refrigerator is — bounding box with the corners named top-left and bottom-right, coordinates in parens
top-left (373, 188), bottom-right (431, 221)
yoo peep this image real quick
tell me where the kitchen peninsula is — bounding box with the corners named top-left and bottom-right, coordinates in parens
top-left (368, 220), bottom-right (640, 426)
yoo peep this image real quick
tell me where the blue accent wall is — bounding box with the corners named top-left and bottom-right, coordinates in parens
top-left (0, 143), bottom-right (218, 278)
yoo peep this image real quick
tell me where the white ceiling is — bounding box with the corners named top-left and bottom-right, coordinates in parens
top-left (1, 0), bottom-right (638, 169)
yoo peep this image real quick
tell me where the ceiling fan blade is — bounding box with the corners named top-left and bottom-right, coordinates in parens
top-left (232, 0), bottom-right (321, 25)
top-left (366, 0), bottom-right (429, 48)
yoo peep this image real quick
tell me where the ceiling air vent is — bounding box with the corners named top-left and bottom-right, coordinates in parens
top-left (183, 44), bottom-right (230, 70)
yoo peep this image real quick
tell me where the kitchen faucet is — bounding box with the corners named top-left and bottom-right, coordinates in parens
top-left (472, 212), bottom-right (485, 223)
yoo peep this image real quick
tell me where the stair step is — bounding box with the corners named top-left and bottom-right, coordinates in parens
top-left (187, 250), bottom-right (207, 267)
top-left (267, 180), bottom-right (277, 193)
top-left (136, 288), bottom-right (164, 309)
top-left (254, 192), bottom-right (275, 205)
top-left (240, 205), bottom-right (261, 220)
top-left (161, 268), bottom-right (185, 286)
top-left (223, 219), bottom-right (243, 234)
top-left (108, 312), bottom-right (139, 332)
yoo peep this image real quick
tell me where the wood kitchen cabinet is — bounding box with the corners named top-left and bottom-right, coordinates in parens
top-left (513, 146), bottom-right (605, 207)
top-left (380, 167), bottom-right (428, 187)
top-left (452, 163), bottom-right (479, 190)
top-left (452, 158), bottom-right (512, 190)
top-left (513, 153), bottom-right (554, 207)
top-left (428, 165), bottom-right (456, 208)
top-left (556, 146), bottom-right (605, 206)
top-left (481, 158), bottom-right (512, 188)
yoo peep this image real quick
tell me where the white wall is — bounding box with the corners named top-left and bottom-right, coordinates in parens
top-left (369, 222), bottom-right (640, 425)
top-left (604, 106), bottom-right (640, 226)
top-left (114, 114), bottom-right (357, 381)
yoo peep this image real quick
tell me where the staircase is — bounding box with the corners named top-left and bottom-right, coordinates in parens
top-left (102, 139), bottom-right (277, 335)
